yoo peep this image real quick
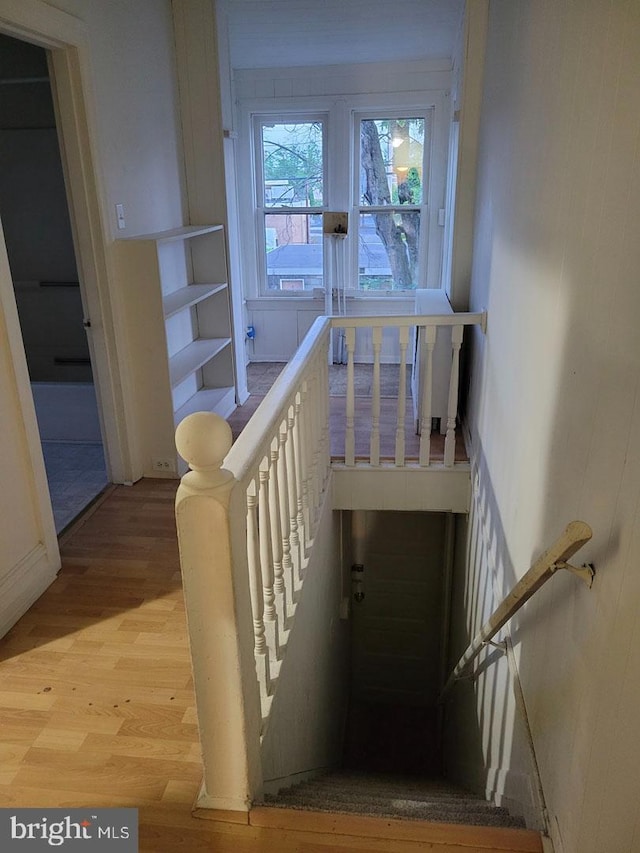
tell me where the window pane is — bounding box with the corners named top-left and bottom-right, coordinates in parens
top-left (358, 211), bottom-right (420, 291)
top-left (261, 122), bottom-right (323, 208)
top-left (360, 118), bottom-right (424, 206)
top-left (265, 213), bottom-right (323, 292)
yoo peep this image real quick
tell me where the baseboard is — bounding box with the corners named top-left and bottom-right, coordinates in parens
top-left (446, 759), bottom-right (541, 831)
top-left (0, 543), bottom-right (59, 638)
top-left (192, 780), bottom-right (251, 816)
top-left (541, 833), bottom-right (555, 853)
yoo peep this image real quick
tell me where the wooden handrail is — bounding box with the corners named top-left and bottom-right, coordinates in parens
top-left (438, 520), bottom-right (594, 703)
top-left (330, 311), bottom-right (487, 330)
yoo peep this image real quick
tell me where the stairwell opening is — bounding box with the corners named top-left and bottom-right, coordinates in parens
top-left (341, 509), bottom-right (451, 778)
top-left (263, 509), bottom-right (531, 833)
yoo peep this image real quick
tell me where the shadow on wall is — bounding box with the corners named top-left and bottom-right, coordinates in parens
top-left (459, 3), bottom-right (640, 851)
top-left (443, 437), bottom-right (546, 831)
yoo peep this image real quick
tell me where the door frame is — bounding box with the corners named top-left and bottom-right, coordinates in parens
top-left (0, 0), bottom-right (134, 485)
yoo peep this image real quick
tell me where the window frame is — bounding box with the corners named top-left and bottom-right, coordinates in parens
top-left (252, 113), bottom-right (328, 297)
top-left (238, 89), bottom-right (448, 304)
top-left (351, 109), bottom-right (433, 294)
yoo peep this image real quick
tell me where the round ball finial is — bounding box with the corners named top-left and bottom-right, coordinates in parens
top-left (175, 412), bottom-right (233, 474)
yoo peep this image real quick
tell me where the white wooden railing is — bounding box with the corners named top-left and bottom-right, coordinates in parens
top-left (174, 319), bottom-right (331, 810)
top-left (331, 312), bottom-right (485, 467)
top-left (174, 310), bottom-right (484, 812)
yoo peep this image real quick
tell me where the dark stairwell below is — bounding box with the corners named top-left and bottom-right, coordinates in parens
top-left (260, 510), bottom-right (527, 832)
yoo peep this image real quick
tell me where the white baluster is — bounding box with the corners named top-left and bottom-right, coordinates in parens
top-left (292, 389), bottom-right (308, 555)
top-left (444, 324), bottom-right (464, 467)
top-left (301, 377), bottom-right (314, 543)
top-left (246, 480), bottom-right (270, 693)
top-left (395, 325), bottom-right (409, 466)
top-left (285, 405), bottom-right (302, 584)
top-left (306, 365), bottom-right (319, 531)
top-left (345, 326), bottom-right (356, 466)
top-left (321, 349), bottom-right (331, 482)
top-left (316, 347), bottom-right (328, 485)
top-left (268, 437), bottom-right (288, 636)
top-left (370, 326), bottom-right (382, 466)
top-left (277, 420), bottom-right (297, 611)
top-left (419, 325), bottom-right (437, 467)
top-left (258, 462), bottom-right (280, 662)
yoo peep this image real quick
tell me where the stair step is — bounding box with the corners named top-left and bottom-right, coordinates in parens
top-left (250, 805), bottom-right (544, 852)
top-left (294, 776), bottom-right (485, 802)
top-left (283, 788), bottom-right (486, 807)
top-left (262, 771), bottom-right (527, 830)
top-left (264, 796), bottom-right (525, 828)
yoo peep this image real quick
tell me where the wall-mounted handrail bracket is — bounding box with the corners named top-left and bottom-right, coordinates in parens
top-left (483, 639), bottom-right (508, 653)
top-left (554, 561), bottom-right (595, 588)
top-left (455, 640), bottom-right (508, 685)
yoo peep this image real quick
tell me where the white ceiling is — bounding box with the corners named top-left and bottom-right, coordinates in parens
top-left (223, 0), bottom-right (465, 70)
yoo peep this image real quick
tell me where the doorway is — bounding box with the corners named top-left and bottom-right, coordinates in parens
top-left (344, 510), bottom-right (449, 776)
top-left (0, 34), bottom-right (108, 533)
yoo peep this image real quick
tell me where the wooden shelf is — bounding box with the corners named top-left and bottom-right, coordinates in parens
top-left (115, 223), bottom-right (236, 477)
top-left (174, 386), bottom-right (236, 425)
top-left (124, 224), bottom-right (224, 243)
top-left (169, 338), bottom-right (232, 387)
top-left (163, 283), bottom-right (228, 319)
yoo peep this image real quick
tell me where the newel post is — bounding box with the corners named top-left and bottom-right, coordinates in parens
top-left (174, 412), bottom-right (263, 812)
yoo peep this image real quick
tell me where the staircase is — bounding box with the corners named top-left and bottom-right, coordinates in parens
top-left (253, 771), bottom-right (543, 852)
top-left (174, 311), bottom-right (546, 853)
top-left (263, 770), bottom-right (526, 827)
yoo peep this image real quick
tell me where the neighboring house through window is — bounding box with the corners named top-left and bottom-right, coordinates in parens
top-left (254, 117), bottom-right (325, 293)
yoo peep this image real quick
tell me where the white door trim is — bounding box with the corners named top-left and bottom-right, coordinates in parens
top-left (0, 0), bottom-right (135, 484)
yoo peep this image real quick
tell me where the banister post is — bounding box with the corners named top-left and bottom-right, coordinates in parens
top-left (175, 412), bottom-right (263, 812)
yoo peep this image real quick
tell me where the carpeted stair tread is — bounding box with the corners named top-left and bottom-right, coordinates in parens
top-left (262, 772), bottom-right (527, 829)
top-left (293, 777), bottom-right (485, 802)
top-left (263, 797), bottom-right (527, 828)
top-left (270, 788), bottom-right (500, 813)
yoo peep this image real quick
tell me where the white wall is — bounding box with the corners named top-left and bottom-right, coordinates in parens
top-left (451, 3), bottom-right (640, 851)
top-left (260, 499), bottom-right (349, 790)
top-left (48, 0), bottom-right (186, 237)
top-left (443, 0), bottom-right (488, 310)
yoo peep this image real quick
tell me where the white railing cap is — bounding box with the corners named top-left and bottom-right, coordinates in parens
top-left (176, 411), bottom-right (234, 489)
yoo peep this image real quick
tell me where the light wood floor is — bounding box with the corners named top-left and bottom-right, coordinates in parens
top-left (0, 480), bottom-right (537, 852)
top-left (229, 362), bottom-right (469, 464)
top-left (228, 395), bottom-right (468, 463)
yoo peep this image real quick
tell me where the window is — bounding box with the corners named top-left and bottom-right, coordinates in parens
top-left (248, 107), bottom-right (436, 297)
top-left (356, 115), bottom-right (429, 291)
top-left (254, 117), bottom-right (325, 293)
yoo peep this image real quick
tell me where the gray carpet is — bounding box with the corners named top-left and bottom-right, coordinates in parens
top-left (263, 771), bottom-right (526, 828)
